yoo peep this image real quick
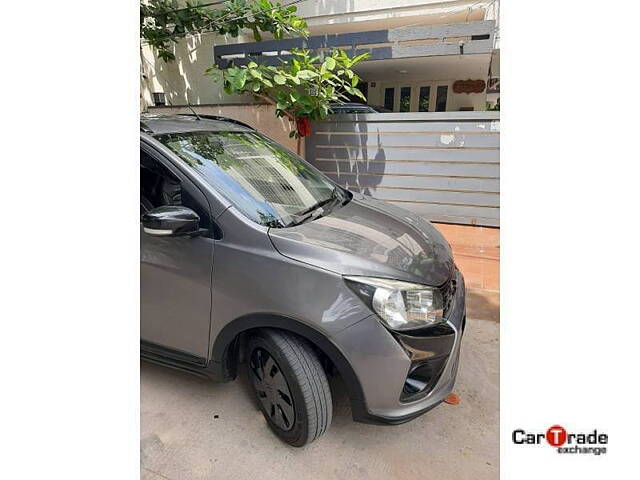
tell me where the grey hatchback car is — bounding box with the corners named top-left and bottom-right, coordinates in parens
top-left (140, 114), bottom-right (466, 446)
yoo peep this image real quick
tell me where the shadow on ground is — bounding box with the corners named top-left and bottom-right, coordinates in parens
top-left (465, 289), bottom-right (500, 322)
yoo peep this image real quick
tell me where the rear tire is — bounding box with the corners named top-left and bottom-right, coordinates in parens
top-left (247, 329), bottom-right (332, 447)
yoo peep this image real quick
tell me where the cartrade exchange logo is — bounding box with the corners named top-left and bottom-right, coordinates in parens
top-left (512, 425), bottom-right (608, 455)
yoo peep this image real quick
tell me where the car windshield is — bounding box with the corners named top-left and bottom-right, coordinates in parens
top-left (156, 131), bottom-right (343, 228)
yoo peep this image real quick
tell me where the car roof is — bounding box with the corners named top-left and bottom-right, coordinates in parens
top-left (140, 114), bottom-right (253, 135)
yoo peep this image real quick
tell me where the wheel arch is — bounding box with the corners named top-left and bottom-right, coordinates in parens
top-left (211, 313), bottom-right (369, 422)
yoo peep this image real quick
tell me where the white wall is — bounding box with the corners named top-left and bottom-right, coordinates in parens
top-left (141, 33), bottom-right (256, 108)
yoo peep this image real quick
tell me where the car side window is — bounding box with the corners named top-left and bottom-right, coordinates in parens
top-left (140, 148), bottom-right (213, 232)
top-left (141, 151), bottom-right (182, 209)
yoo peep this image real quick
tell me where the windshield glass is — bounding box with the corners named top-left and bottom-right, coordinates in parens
top-left (156, 131), bottom-right (341, 227)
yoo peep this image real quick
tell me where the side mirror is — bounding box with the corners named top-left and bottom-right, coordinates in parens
top-left (142, 206), bottom-right (202, 237)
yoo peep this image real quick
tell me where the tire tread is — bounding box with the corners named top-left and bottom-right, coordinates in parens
top-left (251, 329), bottom-right (332, 446)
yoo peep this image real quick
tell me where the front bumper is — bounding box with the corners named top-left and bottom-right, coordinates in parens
top-left (333, 269), bottom-right (466, 425)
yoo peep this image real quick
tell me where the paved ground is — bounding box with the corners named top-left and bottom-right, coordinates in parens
top-left (141, 315), bottom-right (499, 480)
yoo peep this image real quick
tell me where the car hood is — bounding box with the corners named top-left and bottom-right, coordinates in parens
top-left (268, 193), bottom-right (454, 286)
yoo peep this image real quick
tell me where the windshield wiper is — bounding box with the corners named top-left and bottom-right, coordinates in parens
top-left (296, 188), bottom-right (340, 217)
top-left (286, 188), bottom-right (342, 227)
top-left (286, 207), bottom-right (325, 227)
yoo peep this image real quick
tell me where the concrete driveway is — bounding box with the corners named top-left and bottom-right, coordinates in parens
top-left (141, 315), bottom-right (499, 480)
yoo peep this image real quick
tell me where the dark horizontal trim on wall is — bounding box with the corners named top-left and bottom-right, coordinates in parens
top-left (148, 102), bottom-right (269, 108)
top-left (432, 220), bottom-right (500, 229)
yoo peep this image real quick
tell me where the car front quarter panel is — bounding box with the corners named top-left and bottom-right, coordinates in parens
top-left (208, 207), bottom-right (373, 360)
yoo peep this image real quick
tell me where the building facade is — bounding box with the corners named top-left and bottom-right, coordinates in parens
top-left (141, 0), bottom-right (500, 112)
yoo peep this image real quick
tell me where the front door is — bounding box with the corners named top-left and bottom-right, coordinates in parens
top-left (140, 145), bottom-right (214, 360)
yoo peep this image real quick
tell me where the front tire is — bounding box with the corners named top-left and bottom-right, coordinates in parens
top-left (247, 329), bottom-right (332, 447)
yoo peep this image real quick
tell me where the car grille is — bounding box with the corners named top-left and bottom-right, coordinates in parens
top-left (439, 271), bottom-right (458, 318)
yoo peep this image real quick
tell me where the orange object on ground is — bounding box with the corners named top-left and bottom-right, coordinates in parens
top-left (444, 393), bottom-right (460, 405)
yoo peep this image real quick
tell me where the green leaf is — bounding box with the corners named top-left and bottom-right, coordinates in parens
top-left (262, 79), bottom-right (273, 88)
top-left (248, 61), bottom-right (258, 68)
top-left (351, 75), bottom-right (359, 87)
top-left (230, 69), bottom-right (248, 90)
top-left (249, 69), bottom-right (262, 79)
top-left (297, 70), bottom-right (318, 80)
top-left (324, 57), bottom-right (336, 71)
top-left (352, 52), bottom-right (370, 64)
top-left (352, 88), bottom-right (367, 101)
top-left (274, 74), bottom-right (286, 85)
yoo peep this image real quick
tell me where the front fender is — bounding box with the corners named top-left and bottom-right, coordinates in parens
top-left (211, 312), bottom-right (373, 423)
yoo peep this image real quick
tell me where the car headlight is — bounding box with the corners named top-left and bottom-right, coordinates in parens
top-left (344, 276), bottom-right (445, 331)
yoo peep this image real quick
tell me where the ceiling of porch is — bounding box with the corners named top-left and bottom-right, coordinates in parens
top-left (353, 53), bottom-right (492, 82)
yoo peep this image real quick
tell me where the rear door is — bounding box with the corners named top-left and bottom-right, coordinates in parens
top-left (140, 143), bottom-right (214, 360)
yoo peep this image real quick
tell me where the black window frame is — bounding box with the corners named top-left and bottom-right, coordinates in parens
top-left (435, 85), bottom-right (448, 112)
top-left (418, 86), bottom-right (431, 112)
top-left (399, 87), bottom-right (412, 112)
top-left (384, 87), bottom-right (395, 111)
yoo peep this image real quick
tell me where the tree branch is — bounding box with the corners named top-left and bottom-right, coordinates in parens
top-left (256, 94), bottom-right (295, 121)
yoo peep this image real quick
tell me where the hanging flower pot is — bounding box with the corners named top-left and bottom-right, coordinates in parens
top-left (296, 117), bottom-right (311, 137)
top-left (453, 79), bottom-right (486, 94)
